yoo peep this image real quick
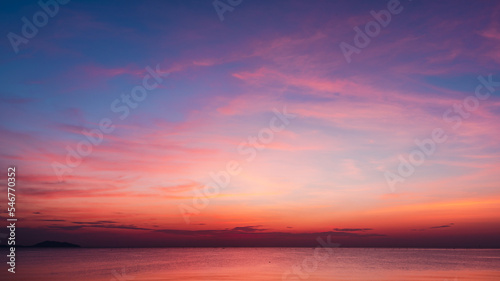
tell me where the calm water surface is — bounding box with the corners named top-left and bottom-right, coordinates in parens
top-left (11, 248), bottom-right (500, 280)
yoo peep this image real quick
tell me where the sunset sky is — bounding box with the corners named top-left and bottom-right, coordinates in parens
top-left (1, 0), bottom-right (499, 248)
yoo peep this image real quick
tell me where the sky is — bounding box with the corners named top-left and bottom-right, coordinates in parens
top-left (0, 0), bottom-right (499, 248)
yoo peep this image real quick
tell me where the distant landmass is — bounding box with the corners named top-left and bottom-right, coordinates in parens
top-left (1, 240), bottom-right (81, 248)
top-left (31, 241), bottom-right (81, 248)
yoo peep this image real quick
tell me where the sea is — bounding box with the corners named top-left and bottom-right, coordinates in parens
top-left (9, 248), bottom-right (500, 280)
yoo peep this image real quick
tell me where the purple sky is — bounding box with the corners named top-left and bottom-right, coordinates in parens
top-left (1, 0), bottom-right (500, 247)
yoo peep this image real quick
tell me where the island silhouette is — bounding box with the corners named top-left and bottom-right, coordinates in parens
top-left (1, 241), bottom-right (80, 248)
top-left (31, 241), bottom-right (81, 248)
